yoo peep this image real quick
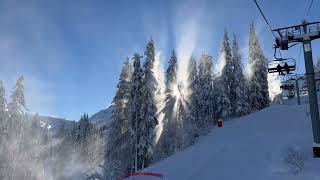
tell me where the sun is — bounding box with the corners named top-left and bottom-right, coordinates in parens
top-left (172, 84), bottom-right (181, 100)
top-left (170, 81), bottom-right (186, 101)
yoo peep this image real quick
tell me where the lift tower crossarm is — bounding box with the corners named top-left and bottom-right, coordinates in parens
top-left (273, 21), bottom-right (320, 50)
top-left (272, 21), bottom-right (320, 158)
top-left (272, 21), bottom-right (320, 33)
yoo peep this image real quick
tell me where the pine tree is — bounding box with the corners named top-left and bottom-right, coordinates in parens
top-left (213, 76), bottom-right (230, 120)
top-left (78, 113), bottom-right (91, 162)
top-left (219, 30), bottom-right (233, 118)
top-left (85, 121), bottom-right (102, 170)
top-left (174, 98), bottom-right (188, 150)
top-left (28, 113), bottom-right (47, 176)
top-left (139, 87), bottom-right (158, 169)
top-left (248, 23), bottom-right (270, 111)
top-left (0, 81), bottom-right (7, 139)
top-left (68, 120), bottom-right (78, 152)
top-left (106, 58), bottom-right (133, 176)
top-left (138, 39), bottom-right (159, 169)
top-left (57, 120), bottom-right (66, 138)
top-left (30, 113), bottom-right (41, 140)
top-left (52, 118), bottom-right (72, 180)
top-left (0, 80), bottom-right (8, 179)
top-left (186, 56), bottom-right (199, 138)
top-left (232, 34), bottom-right (250, 116)
top-left (158, 50), bottom-right (179, 157)
top-left (198, 53), bottom-right (215, 132)
top-left (144, 38), bottom-right (158, 93)
top-left (7, 76), bottom-right (26, 136)
top-left (166, 50), bottom-right (178, 96)
top-left (6, 76), bottom-right (30, 179)
top-left (107, 58), bottom-right (132, 147)
top-left (129, 53), bottom-right (144, 171)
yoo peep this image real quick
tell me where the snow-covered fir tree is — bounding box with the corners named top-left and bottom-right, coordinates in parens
top-left (186, 56), bottom-right (199, 139)
top-left (78, 113), bottom-right (94, 163)
top-left (139, 85), bottom-right (158, 169)
top-left (144, 38), bottom-right (158, 93)
top-left (5, 76), bottom-right (37, 180)
top-left (198, 53), bottom-right (215, 132)
top-left (0, 77), bottom-right (104, 180)
top-left (174, 98), bottom-right (189, 150)
top-left (232, 34), bottom-right (250, 116)
top-left (28, 113), bottom-right (48, 148)
top-left (105, 58), bottom-right (132, 177)
top-left (7, 76), bottom-right (26, 136)
top-left (0, 81), bottom-right (7, 139)
top-left (85, 122), bottom-right (103, 170)
top-left (27, 113), bottom-right (47, 178)
top-left (219, 30), bottom-right (233, 118)
top-left (213, 77), bottom-right (223, 120)
top-left (57, 120), bottom-right (66, 138)
top-left (159, 50), bottom-right (179, 157)
top-left (52, 119), bottom-right (69, 179)
top-left (66, 120), bottom-right (78, 156)
top-left (248, 23), bottom-right (269, 111)
top-left (166, 50), bottom-right (178, 95)
top-left (0, 80), bottom-right (8, 179)
top-left (129, 53), bottom-right (144, 171)
top-left (29, 113), bottom-right (41, 141)
top-left (138, 39), bottom-right (159, 169)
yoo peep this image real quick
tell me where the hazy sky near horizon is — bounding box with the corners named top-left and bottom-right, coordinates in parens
top-left (0, 0), bottom-right (319, 120)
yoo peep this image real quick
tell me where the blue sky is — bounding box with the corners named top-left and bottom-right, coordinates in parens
top-left (0, 0), bottom-right (319, 120)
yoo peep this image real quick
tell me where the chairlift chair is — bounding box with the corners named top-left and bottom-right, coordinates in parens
top-left (280, 83), bottom-right (294, 91)
top-left (267, 58), bottom-right (296, 75)
top-left (300, 85), bottom-right (308, 94)
top-left (301, 88), bottom-right (308, 92)
top-left (281, 88), bottom-right (295, 99)
top-left (287, 90), bottom-right (295, 99)
top-left (120, 172), bottom-right (164, 180)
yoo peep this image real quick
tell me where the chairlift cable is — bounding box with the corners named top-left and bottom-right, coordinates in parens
top-left (252, 0), bottom-right (277, 38)
top-left (288, 42), bottom-right (300, 49)
top-left (306, 0), bottom-right (314, 16)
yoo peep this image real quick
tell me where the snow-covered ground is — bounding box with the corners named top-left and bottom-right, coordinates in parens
top-left (148, 101), bottom-right (320, 179)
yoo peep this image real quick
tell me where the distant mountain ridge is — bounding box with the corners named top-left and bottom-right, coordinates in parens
top-left (89, 105), bottom-right (113, 128)
top-left (26, 114), bottom-right (76, 137)
top-left (26, 105), bottom-right (113, 137)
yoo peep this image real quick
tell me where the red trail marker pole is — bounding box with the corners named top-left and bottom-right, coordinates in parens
top-left (218, 119), bottom-right (223, 128)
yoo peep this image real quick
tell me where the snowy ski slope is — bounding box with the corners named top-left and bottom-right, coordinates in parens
top-left (148, 102), bottom-right (320, 180)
